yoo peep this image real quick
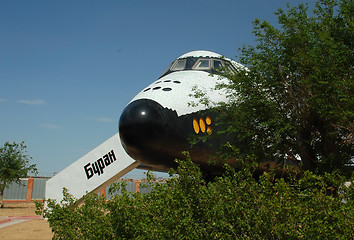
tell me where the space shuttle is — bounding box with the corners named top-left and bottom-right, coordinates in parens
top-left (45, 50), bottom-right (243, 203)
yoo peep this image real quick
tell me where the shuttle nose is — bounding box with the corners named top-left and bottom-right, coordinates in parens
top-left (119, 99), bottom-right (166, 157)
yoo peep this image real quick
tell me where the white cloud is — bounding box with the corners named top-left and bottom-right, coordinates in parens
top-left (41, 124), bottom-right (63, 129)
top-left (0, 98), bottom-right (7, 103)
top-left (96, 117), bottom-right (115, 123)
top-left (83, 117), bottom-right (116, 123)
top-left (18, 99), bottom-right (45, 105)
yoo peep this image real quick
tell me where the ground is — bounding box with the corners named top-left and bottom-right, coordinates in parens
top-left (0, 202), bottom-right (53, 240)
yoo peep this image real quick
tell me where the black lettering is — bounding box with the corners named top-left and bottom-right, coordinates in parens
top-left (97, 158), bottom-right (105, 174)
top-left (84, 150), bottom-right (117, 180)
top-left (108, 150), bottom-right (116, 163)
top-left (84, 163), bottom-right (93, 179)
top-left (92, 161), bottom-right (100, 176)
top-left (103, 154), bottom-right (111, 166)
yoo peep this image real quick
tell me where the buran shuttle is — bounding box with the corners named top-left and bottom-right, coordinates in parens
top-left (45, 50), bottom-right (243, 203)
top-left (119, 50), bottom-right (242, 175)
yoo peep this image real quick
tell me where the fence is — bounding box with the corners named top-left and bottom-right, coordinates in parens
top-left (2, 178), bottom-right (161, 203)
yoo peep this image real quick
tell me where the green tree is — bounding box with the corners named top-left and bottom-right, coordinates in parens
top-left (216, 0), bottom-right (353, 173)
top-left (0, 141), bottom-right (37, 207)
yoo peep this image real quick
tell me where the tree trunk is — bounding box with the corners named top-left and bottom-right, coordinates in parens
top-left (0, 187), bottom-right (4, 208)
top-left (297, 128), bottom-right (317, 171)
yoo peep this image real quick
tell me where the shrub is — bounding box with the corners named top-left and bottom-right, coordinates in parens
top-left (36, 157), bottom-right (353, 239)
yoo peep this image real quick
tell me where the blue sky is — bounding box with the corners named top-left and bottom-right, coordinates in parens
top-left (1, 0), bottom-right (309, 178)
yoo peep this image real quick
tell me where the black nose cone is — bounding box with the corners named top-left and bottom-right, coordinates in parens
top-left (119, 99), bottom-right (166, 158)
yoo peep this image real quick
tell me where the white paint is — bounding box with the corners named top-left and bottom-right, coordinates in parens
top-left (130, 71), bottom-right (229, 116)
top-left (0, 216), bottom-right (43, 229)
top-left (130, 50), bottom-right (244, 116)
top-left (45, 133), bottom-right (138, 204)
top-left (0, 219), bottom-right (28, 228)
top-left (178, 50), bottom-right (223, 59)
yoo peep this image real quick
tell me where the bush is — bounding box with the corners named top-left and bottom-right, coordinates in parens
top-left (36, 157), bottom-right (353, 239)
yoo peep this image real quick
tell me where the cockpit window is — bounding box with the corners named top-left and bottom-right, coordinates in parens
top-left (159, 56), bottom-right (238, 78)
top-left (170, 59), bottom-right (186, 71)
top-left (213, 59), bottom-right (237, 74)
top-left (193, 59), bottom-right (211, 70)
top-left (213, 60), bottom-right (223, 69)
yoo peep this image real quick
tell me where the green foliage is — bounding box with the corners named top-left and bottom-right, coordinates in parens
top-left (215, 0), bottom-right (353, 173)
top-left (36, 189), bottom-right (113, 240)
top-left (0, 141), bottom-right (37, 206)
top-left (38, 157), bottom-right (353, 239)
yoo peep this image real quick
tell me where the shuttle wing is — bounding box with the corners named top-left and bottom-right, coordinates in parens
top-left (45, 133), bottom-right (139, 204)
